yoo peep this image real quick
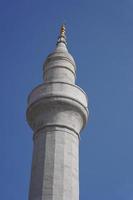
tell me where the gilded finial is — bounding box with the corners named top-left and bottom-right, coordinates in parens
top-left (60, 24), bottom-right (66, 36)
top-left (57, 24), bottom-right (67, 45)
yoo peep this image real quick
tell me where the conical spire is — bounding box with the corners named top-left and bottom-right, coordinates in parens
top-left (56, 24), bottom-right (67, 45)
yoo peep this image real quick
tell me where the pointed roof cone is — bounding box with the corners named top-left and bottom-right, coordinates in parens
top-left (44, 24), bottom-right (76, 70)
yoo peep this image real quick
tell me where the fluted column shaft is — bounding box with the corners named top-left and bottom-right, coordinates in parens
top-left (29, 127), bottom-right (79, 200)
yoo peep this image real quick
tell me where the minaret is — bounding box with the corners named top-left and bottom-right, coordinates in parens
top-left (26, 25), bottom-right (88, 200)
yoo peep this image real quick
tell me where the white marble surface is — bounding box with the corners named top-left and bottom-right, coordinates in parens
top-left (27, 35), bottom-right (88, 200)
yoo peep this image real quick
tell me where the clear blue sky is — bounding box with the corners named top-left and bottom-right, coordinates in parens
top-left (1, 0), bottom-right (133, 199)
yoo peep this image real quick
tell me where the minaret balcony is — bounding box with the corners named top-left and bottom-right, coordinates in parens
top-left (26, 82), bottom-right (88, 135)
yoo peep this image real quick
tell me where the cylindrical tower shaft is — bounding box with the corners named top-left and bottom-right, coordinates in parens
top-left (29, 127), bottom-right (79, 200)
top-left (26, 25), bottom-right (88, 200)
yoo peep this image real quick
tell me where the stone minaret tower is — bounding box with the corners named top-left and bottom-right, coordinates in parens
top-left (26, 25), bottom-right (88, 200)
